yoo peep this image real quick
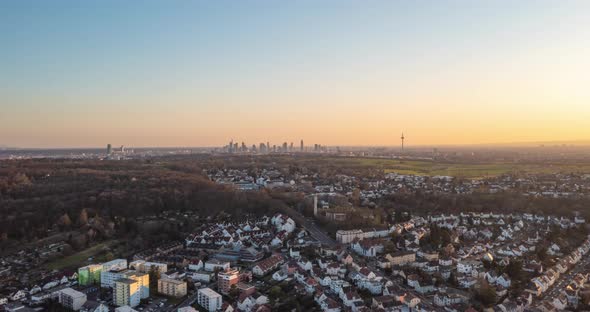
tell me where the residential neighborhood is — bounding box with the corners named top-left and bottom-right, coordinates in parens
top-left (2, 209), bottom-right (590, 312)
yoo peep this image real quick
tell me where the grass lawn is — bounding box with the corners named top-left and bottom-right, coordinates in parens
top-left (322, 157), bottom-right (590, 178)
top-left (45, 240), bottom-right (117, 271)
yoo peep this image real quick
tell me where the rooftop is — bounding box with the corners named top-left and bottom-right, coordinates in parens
top-left (198, 287), bottom-right (221, 298)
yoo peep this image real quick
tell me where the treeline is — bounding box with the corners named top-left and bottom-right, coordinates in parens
top-left (379, 191), bottom-right (589, 218)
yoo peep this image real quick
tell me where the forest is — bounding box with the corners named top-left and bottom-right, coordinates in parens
top-left (0, 157), bottom-right (284, 252)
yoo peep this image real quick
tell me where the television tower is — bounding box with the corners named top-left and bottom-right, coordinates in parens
top-left (401, 132), bottom-right (405, 151)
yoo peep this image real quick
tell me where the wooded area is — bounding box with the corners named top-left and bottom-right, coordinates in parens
top-left (0, 158), bottom-right (284, 251)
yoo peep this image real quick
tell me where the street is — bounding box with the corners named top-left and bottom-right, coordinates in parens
top-left (167, 291), bottom-right (199, 312)
top-left (283, 207), bottom-right (337, 247)
top-left (539, 254), bottom-right (590, 301)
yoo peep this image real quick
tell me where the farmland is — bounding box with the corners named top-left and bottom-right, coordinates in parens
top-left (318, 157), bottom-right (590, 178)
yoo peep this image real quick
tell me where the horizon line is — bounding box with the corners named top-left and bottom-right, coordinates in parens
top-left (3, 139), bottom-right (590, 150)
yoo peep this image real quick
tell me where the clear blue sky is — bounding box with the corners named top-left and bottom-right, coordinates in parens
top-left (1, 1), bottom-right (589, 147)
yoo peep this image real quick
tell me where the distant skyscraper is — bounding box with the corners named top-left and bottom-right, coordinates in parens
top-left (290, 142), bottom-right (293, 151)
top-left (107, 144), bottom-right (112, 155)
top-left (300, 140), bottom-right (304, 152)
top-left (282, 142), bottom-right (288, 151)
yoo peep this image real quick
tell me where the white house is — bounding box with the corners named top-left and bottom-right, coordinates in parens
top-left (496, 274), bottom-right (511, 288)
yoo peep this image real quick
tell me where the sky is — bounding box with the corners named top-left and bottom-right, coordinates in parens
top-left (1, 1), bottom-right (590, 148)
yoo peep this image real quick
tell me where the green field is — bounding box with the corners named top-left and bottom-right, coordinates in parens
top-left (322, 157), bottom-right (590, 178)
top-left (45, 240), bottom-right (117, 271)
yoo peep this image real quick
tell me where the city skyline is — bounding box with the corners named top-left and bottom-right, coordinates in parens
top-left (2, 1), bottom-right (590, 148)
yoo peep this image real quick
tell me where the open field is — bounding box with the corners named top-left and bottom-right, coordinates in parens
top-left (320, 157), bottom-right (590, 178)
top-left (45, 240), bottom-right (118, 271)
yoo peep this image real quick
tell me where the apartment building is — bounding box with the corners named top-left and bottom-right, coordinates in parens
top-left (157, 278), bottom-right (187, 298)
top-left (218, 268), bottom-right (240, 295)
top-left (78, 264), bottom-right (102, 286)
top-left (59, 288), bottom-right (87, 311)
top-left (129, 260), bottom-right (168, 274)
top-left (114, 278), bottom-right (141, 308)
top-left (197, 288), bottom-right (222, 312)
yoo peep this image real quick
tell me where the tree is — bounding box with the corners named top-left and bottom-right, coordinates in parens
top-left (382, 240), bottom-right (396, 254)
top-left (12, 172), bottom-right (31, 186)
top-left (78, 208), bottom-right (89, 226)
top-left (228, 284), bottom-right (239, 299)
top-left (59, 213), bottom-right (72, 227)
top-left (504, 259), bottom-right (524, 281)
top-left (427, 224), bottom-right (443, 247)
top-left (392, 210), bottom-right (401, 223)
top-left (352, 188), bottom-right (361, 206)
top-left (536, 246), bottom-right (549, 264)
top-left (269, 285), bottom-right (284, 304)
top-left (475, 281), bottom-right (497, 307)
top-left (390, 232), bottom-right (403, 246)
top-left (440, 229), bottom-right (452, 246)
top-left (104, 252), bottom-right (114, 262)
top-left (448, 271), bottom-right (459, 287)
top-left (482, 258), bottom-right (496, 270)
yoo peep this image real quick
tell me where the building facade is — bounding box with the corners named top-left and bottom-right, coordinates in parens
top-left (101, 269), bottom-right (129, 288)
top-left (129, 260), bottom-right (168, 274)
top-left (102, 259), bottom-right (128, 271)
top-left (387, 251), bottom-right (416, 266)
top-left (78, 264), bottom-right (102, 286)
top-left (197, 288), bottom-right (222, 312)
top-left (336, 229), bottom-right (365, 244)
top-left (157, 278), bottom-right (187, 298)
top-left (125, 271), bottom-right (149, 299)
top-left (59, 288), bottom-right (87, 311)
top-left (114, 278), bottom-right (141, 308)
top-left (218, 268), bottom-right (240, 295)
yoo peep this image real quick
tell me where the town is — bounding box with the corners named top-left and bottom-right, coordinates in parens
top-left (2, 153), bottom-right (590, 312)
top-left (2, 206), bottom-right (590, 312)
top-left (209, 165), bottom-right (590, 200)
top-left (4, 0), bottom-right (590, 311)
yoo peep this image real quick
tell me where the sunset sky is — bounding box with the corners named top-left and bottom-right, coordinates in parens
top-left (1, 1), bottom-right (590, 148)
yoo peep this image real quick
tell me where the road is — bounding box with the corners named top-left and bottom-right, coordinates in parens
top-left (539, 254), bottom-right (590, 300)
top-left (168, 291), bottom-right (198, 312)
top-left (283, 207), bottom-right (337, 247)
top-left (167, 280), bottom-right (220, 311)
